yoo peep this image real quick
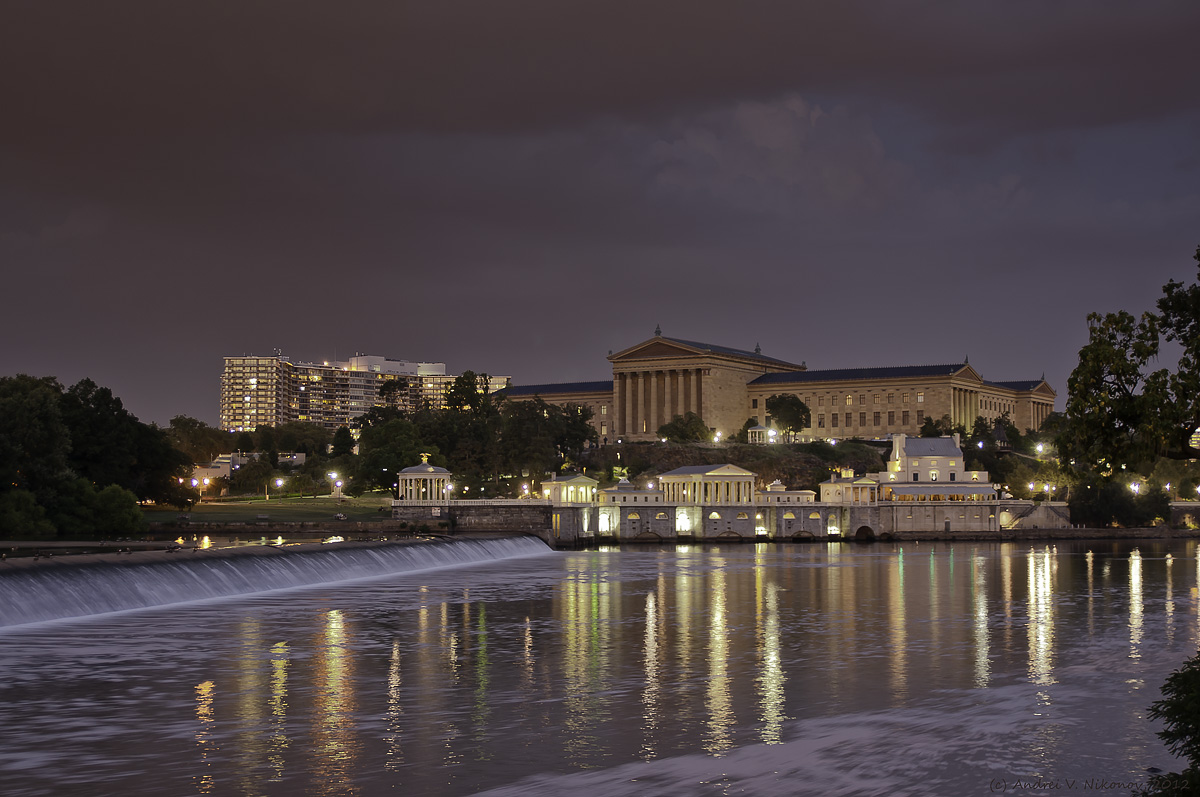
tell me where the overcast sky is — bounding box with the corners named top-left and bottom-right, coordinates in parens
top-left (2, 1), bottom-right (1198, 426)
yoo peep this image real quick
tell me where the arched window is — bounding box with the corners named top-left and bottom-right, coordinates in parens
top-left (655, 512), bottom-right (667, 520)
top-left (736, 512), bottom-right (749, 519)
top-left (708, 511), bottom-right (721, 519)
top-left (809, 511), bottom-right (821, 519)
top-left (627, 512), bottom-right (640, 519)
top-left (783, 511), bottom-right (796, 519)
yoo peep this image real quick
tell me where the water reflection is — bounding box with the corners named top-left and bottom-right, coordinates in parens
top-left (1130, 549), bottom-right (1143, 659)
top-left (194, 680), bottom-right (216, 794)
top-left (889, 549), bottom-right (908, 700)
top-left (311, 609), bottom-right (359, 796)
top-left (704, 563), bottom-right (733, 754)
top-left (972, 554), bottom-right (989, 687)
top-left (11, 541), bottom-right (1199, 797)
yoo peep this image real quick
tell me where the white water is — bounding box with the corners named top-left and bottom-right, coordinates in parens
top-left (0, 536), bottom-right (551, 627)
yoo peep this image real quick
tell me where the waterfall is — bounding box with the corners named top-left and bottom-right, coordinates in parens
top-left (0, 536), bottom-right (551, 628)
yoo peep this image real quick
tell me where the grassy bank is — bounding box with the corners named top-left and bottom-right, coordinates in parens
top-left (143, 494), bottom-right (394, 524)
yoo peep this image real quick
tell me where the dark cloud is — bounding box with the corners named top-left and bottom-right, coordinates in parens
top-left (1, 2), bottom-right (1198, 425)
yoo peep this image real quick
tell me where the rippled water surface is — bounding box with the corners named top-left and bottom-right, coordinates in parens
top-left (1, 540), bottom-right (1196, 796)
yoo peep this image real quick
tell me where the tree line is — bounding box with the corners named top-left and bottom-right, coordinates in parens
top-left (0, 376), bottom-right (193, 538)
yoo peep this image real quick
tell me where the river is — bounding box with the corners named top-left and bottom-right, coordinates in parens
top-left (0, 538), bottom-right (1195, 796)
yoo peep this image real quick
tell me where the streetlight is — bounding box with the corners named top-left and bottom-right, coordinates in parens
top-left (192, 477), bottom-right (210, 502)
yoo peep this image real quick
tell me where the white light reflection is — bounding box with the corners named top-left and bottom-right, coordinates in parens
top-left (1027, 547), bottom-right (1056, 685)
top-left (1129, 549), bottom-right (1143, 658)
top-left (889, 549), bottom-right (908, 700)
top-left (385, 638), bottom-right (404, 770)
top-left (973, 554), bottom-right (989, 687)
top-left (758, 583), bottom-right (785, 743)
top-left (1165, 553), bottom-right (1175, 642)
top-left (704, 565), bottom-right (734, 754)
top-left (641, 591), bottom-right (661, 759)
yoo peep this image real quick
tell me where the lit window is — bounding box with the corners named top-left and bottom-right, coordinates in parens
top-left (917, 391), bottom-right (925, 403)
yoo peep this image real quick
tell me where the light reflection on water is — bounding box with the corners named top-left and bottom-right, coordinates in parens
top-left (0, 540), bottom-right (1197, 797)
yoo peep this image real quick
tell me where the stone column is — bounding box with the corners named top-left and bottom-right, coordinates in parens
top-left (624, 373), bottom-right (635, 437)
top-left (649, 370), bottom-right (659, 435)
top-left (636, 372), bottom-right (646, 435)
top-left (663, 371), bottom-right (673, 424)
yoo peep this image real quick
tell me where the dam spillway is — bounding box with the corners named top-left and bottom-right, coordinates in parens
top-left (0, 536), bottom-right (552, 628)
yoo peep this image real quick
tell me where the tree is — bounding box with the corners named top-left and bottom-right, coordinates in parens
top-left (765, 394), bottom-right (810, 442)
top-left (657, 412), bottom-right (710, 443)
top-left (331, 426), bottom-right (356, 458)
top-left (1062, 246), bottom-right (1200, 464)
top-left (166, 416), bottom-right (233, 463)
top-left (1141, 651), bottom-right (1200, 795)
top-left (234, 432), bottom-right (255, 454)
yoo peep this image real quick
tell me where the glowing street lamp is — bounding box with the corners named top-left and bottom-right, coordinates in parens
top-left (191, 477), bottom-right (211, 502)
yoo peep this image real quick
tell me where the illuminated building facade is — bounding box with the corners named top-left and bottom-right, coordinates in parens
top-left (220, 352), bottom-right (508, 431)
top-left (503, 330), bottom-right (1056, 443)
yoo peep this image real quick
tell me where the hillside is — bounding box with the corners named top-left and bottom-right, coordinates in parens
top-left (578, 440), bottom-right (889, 492)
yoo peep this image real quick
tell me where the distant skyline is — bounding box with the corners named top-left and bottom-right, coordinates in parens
top-left (2, 2), bottom-right (1198, 426)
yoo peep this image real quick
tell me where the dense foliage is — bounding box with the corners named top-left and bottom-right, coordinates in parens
top-left (1053, 245), bottom-right (1200, 527)
top-left (0, 375), bottom-right (192, 539)
top-left (1139, 650), bottom-right (1200, 795)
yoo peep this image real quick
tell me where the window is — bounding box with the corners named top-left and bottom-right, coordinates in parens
top-left (601, 405), bottom-right (607, 415)
top-left (950, 473), bottom-right (956, 481)
top-left (601, 422), bottom-right (608, 435)
top-left (887, 411), bottom-right (895, 425)
top-left (873, 412), bottom-right (881, 426)
top-left (873, 394), bottom-right (880, 404)
top-left (912, 473), bottom-right (919, 481)
top-left (751, 399), bottom-right (758, 409)
top-left (902, 410), bottom-right (910, 425)
top-left (859, 394), bottom-right (866, 405)
top-left (859, 412), bottom-right (867, 426)
top-left (831, 414), bottom-right (839, 428)
top-left (627, 512), bottom-right (640, 519)
top-left (902, 392), bottom-right (910, 403)
top-left (818, 396), bottom-right (825, 406)
top-left (818, 414), bottom-right (825, 428)
top-left (917, 411), bottom-right (924, 425)
top-left (930, 471), bottom-right (938, 481)
top-left (888, 392), bottom-right (894, 404)
top-left (917, 391), bottom-right (925, 403)
top-left (736, 512), bottom-right (749, 519)
top-left (845, 395), bottom-right (853, 406)
top-left (655, 512), bottom-right (667, 519)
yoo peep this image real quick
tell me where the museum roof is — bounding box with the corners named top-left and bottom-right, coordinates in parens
top-left (984, 379), bottom-right (1046, 391)
top-left (899, 437), bottom-right (962, 457)
top-left (750, 363), bottom-right (967, 384)
top-left (499, 380), bottom-right (614, 397)
top-left (657, 337), bottom-right (800, 367)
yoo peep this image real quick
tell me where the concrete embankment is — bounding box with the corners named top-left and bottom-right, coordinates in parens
top-left (0, 533), bottom-right (531, 572)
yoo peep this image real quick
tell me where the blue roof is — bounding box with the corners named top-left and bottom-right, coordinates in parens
top-left (499, 380), bottom-right (613, 397)
top-left (659, 337), bottom-right (799, 367)
top-left (985, 379), bottom-right (1046, 392)
top-left (751, 364), bottom-right (967, 385)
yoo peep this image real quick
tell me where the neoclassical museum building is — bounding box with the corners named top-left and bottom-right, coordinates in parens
top-left (503, 329), bottom-right (1056, 444)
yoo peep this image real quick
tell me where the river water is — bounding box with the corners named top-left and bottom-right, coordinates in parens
top-left (0, 539), bottom-right (1196, 797)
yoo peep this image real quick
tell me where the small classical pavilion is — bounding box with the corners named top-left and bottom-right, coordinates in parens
top-left (396, 454), bottom-right (452, 503)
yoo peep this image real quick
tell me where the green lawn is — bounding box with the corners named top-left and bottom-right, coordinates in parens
top-left (143, 494), bottom-right (395, 524)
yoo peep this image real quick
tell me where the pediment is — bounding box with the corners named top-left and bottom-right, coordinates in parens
top-left (951, 364), bottom-right (984, 383)
top-left (609, 339), bottom-right (703, 362)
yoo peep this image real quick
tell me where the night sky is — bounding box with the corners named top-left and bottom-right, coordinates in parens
top-left (3, 2), bottom-right (1198, 426)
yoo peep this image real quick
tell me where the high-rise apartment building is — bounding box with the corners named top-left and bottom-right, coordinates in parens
top-left (220, 352), bottom-right (509, 432)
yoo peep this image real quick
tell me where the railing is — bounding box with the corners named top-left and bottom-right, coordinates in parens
top-left (391, 499), bottom-right (553, 507)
